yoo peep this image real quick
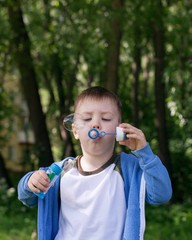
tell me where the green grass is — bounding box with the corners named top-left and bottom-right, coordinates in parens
top-left (145, 204), bottom-right (192, 240)
top-left (0, 178), bottom-right (37, 240)
top-left (0, 218), bottom-right (36, 239)
top-left (0, 204), bottom-right (37, 240)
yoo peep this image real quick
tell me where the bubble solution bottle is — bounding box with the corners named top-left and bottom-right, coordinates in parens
top-left (34, 163), bottom-right (62, 199)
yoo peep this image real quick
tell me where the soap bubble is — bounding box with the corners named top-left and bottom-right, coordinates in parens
top-left (63, 113), bottom-right (85, 131)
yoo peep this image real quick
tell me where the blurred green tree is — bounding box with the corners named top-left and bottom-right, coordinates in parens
top-left (0, 0), bottom-right (191, 202)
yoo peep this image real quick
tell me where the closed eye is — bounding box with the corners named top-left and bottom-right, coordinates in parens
top-left (83, 118), bottom-right (92, 122)
top-left (102, 118), bottom-right (111, 121)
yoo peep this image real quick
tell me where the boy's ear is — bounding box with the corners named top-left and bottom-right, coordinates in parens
top-left (72, 123), bottom-right (79, 140)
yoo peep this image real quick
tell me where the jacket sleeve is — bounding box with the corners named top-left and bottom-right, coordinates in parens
top-left (132, 143), bottom-right (172, 204)
top-left (17, 171), bottom-right (38, 207)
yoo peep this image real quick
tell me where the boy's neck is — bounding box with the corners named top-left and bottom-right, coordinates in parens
top-left (80, 152), bottom-right (115, 172)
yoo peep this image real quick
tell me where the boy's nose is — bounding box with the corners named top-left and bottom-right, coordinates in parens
top-left (92, 124), bottom-right (100, 129)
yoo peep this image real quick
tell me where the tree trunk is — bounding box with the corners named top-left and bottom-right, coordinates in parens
top-left (62, 51), bottom-right (80, 157)
top-left (7, 0), bottom-right (54, 167)
top-left (143, 48), bottom-right (150, 98)
top-left (0, 152), bottom-right (12, 188)
top-left (131, 28), bottom-right (141, 127)
top-left (105, 0), bottom-right (124, 93)
top-left (152, 1), bottom-right (171, 171)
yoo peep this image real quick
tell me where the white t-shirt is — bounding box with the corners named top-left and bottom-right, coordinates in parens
top-left (55, 158), bottom-right (126, 240)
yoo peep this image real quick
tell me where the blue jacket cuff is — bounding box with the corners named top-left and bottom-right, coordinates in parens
top-left (131, 143), bottom-right (158, 168)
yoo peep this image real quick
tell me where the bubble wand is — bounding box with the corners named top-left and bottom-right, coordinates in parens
top-left (88, 127), bottom-right (127, 141)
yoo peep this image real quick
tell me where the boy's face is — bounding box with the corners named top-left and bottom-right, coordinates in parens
top-left (73, 97), bottom-right (120, 157)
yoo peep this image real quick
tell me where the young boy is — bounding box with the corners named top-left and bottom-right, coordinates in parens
top-left (18, 86), bottom-right (172, 240)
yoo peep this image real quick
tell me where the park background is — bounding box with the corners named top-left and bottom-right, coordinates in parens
top-left (0, 0), bottom-right (192, 239)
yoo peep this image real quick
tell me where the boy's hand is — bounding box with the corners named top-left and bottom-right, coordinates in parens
top-left (27, 170), bottom-right (50, 193)
top-left (118, 123), bottom-right (147, 150)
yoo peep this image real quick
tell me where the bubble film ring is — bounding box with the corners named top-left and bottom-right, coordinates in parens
top-left (88, 129), bottom-right (100, 140)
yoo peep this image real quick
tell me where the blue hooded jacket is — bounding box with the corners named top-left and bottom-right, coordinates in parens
top-left (18, 144), bottom-right (172, 240)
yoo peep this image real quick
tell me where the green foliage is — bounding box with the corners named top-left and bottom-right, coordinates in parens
top-left (0, 85), bottom-right (14, 147)
top-left (145, 204), bottom-right (192, 240)
top-left (0, 0), bottom-right (192, 202)
top-left (171, 151), bottom-right (192, 203)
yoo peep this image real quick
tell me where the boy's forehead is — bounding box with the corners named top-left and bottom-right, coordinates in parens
top-left (74, 97), bottom-right (121, 122)
top-left (75, 97), bottom-right (117, 112)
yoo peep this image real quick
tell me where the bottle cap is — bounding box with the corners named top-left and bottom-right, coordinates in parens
top-left (116, 127), bottom-right (126, 141)
top-left (50, 163), bottom-right (62, 175)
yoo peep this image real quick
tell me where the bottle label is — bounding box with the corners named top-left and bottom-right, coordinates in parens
top-left (48, 173), bottom-right (55, 181)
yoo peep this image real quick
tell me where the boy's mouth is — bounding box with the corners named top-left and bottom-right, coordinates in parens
top-left (91, 136), bottom-right (101, 142)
